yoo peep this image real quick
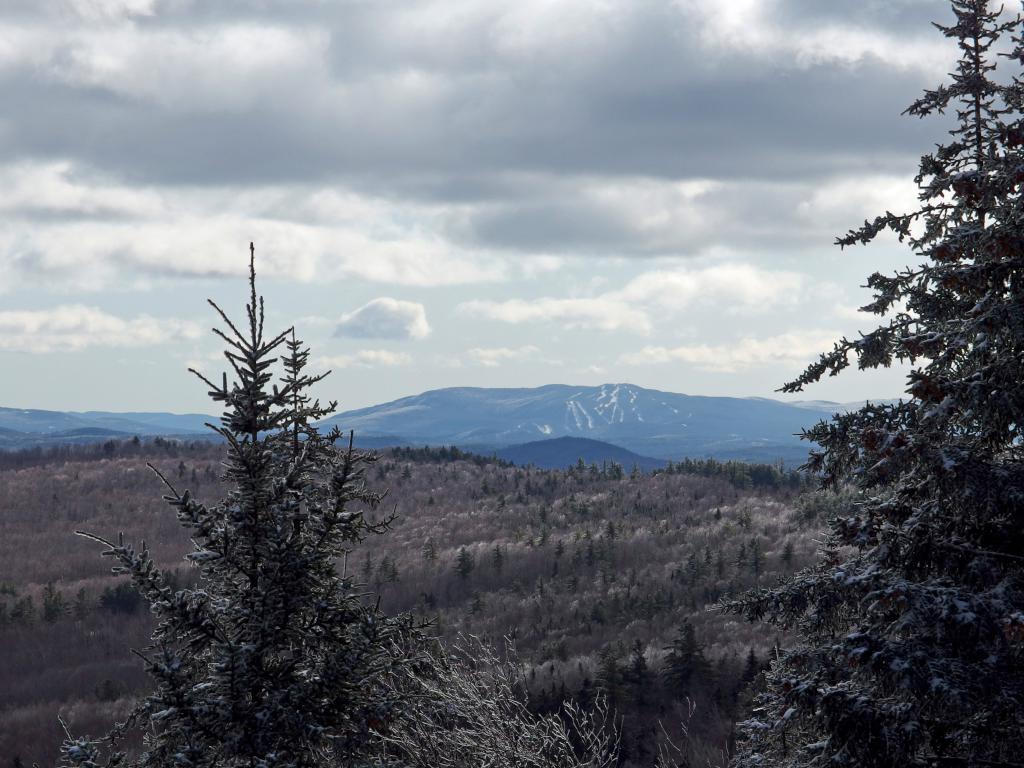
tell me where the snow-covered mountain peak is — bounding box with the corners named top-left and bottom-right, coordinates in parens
top-left (320, 382), bottom-right (824, 463)
top-left (562, 384), bottom-right (676, 432)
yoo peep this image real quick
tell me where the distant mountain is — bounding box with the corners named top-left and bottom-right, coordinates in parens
top-left (0, 385), bottom-right (879, 462)
top-left (0, 407), bottom-right (98, 434)
top-left (495, 436), bottom-right (667, 472)
top-left (0, 426), bottom-right (135, 451)
top-left (0, 407), bottom-right (214, 450)
top-left (785, 398), bottom-right (900, 414)
top-left (77, 411), bottom-right (214, 434)
top-left (0, 407), bottom-right (212, 436)
top-left (323, 383), bottom-right (840, 464)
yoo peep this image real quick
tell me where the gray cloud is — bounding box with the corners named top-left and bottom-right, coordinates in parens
top-left (774, 0), bottom-right (953, 30)
top-left (0, 0), bottom-right (963, 284)
top-left (0, 1), bottom-right (948, 194)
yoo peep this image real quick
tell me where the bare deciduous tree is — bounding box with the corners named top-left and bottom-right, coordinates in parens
top-left (374, 634), bottom-right (619, 768)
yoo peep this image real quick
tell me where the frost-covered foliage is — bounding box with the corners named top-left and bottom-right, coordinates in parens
top-left (60, 247), bottom-right (419, 768)
top-left (372, 634), bottom-right (620, 768)
top-left (727, 3), bottom-right (1024, 767)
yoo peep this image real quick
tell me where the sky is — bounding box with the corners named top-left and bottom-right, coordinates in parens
top-left (0, 0), bottom-right (982, 413)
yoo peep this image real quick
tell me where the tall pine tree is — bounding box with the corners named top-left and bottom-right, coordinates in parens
top-left (61, 245), bottom-right (419, 768)
top-left (729, 3), bottom-right (1024, 766)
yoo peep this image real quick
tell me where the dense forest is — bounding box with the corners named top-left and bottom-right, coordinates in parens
top-left (0, 438), bottom-right (831, 766)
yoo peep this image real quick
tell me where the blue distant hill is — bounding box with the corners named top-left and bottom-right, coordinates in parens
top-left (0, 384), bottom-right (864, 462)
top-left (495, 436), bottom-right (667, 471)
top-left (0, 407), bottom-right (213, 450)
top-left (0, 407), bottom-right (211, 436)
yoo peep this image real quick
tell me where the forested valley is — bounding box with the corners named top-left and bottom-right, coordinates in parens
top-left (0, 438), bottom-right (831, 766)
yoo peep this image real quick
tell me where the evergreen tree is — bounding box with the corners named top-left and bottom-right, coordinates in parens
top-left (749, 537), bottom-right (763, 582)
top-left (72, 587), bottom-right (89, 621)
top-left (735, 541), bottom-right (747, 570)
top-left (729, 4), bottom-right (1024, 766)
top-left (377, 555), bottom-right (399, 585)
top-left (627, 638), bottom-right (649, 703)
top-left (61, 246), bottom-right (419, 768)
top-left (421, 537), bottom-right (437, 564)
top-left (455, 546), bottom-right (475, 580)
top-left (42, 582), bottom-right (66, 623)
top-left (662, 620), bottom-right (707, 695)
top-left (595, 644), bottom-right (624, 705)
top-left (604, 520), bottom-right (617, 541)
top-left (739, 647), bottom-right (760, 687)
top-left (780, 539), bottom-right (795, 568)
top-left (99, 582), bottom-right (142, 615)
top-left (10, 595), bottom-right (34, 626)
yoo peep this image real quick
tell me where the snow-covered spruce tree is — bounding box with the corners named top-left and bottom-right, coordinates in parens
top-left (727, 3), bottom-right (1024, 767)
top-left (61, 245), bottom-right (419, 768)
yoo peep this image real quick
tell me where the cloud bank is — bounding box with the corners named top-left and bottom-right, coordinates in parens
top-left (0, 306), bottom-right (200, 353)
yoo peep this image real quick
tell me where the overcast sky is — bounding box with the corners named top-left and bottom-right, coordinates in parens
top-left (0, 0), bottom-right (977, 413)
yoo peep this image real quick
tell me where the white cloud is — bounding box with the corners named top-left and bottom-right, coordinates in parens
top-left (466, 345), bottom-right (540, 367)
top-left (334, 298), bottom-right (431, 341)
top-left (620, 330), bottom-right (841, 373)
top-left (336, 240), bottom-right (506, 286)
top-left (617, 263), bottom-right (805, 313)
top-left (0, 161), bottom-right (510, 290)
top-left (0, 305), bottom-right (200, 353)
top-left (677, 0), bottom-right (953, 73)
top-left (459, 297), bottom-right (651, 333)
top-left (833, 304), bottom-right (868, 322)
top-left (517, 255), bottom-right (565, 279)
top-left (831, 297), bottom-right (908, 325)
top-left (460, 262), bottom-right (808, 334)
top-left (318, 350), bottom-right (412, 369)
top-left (7, 217), bottom-right (321, 285)
top-left (48, 0), bottom-right (159, 22)
top-left (795, 175), bottom-right (919, 230)
top-left (0, 161), bottom-right (164, 217)
top-left (46, 24), bottom-right (331, 111)
top-left (7, 218), bottom-right (503, 289)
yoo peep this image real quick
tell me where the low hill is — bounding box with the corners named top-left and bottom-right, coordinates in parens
top-left (495, 436), bottom-right (667, 471)
top-left (0, 407), bottom-right (210, 438)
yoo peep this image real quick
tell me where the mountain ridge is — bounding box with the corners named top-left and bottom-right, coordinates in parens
top-left (321, 383), bottom-right (836, 464)
top-left (0, 384), bottom-right (880, 461)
